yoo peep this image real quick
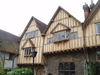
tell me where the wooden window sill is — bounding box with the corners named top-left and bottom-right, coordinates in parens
top-left (53, 39), bottom-right (69, 43)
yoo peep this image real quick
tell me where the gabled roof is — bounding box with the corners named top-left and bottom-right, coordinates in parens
top-left (83, 0), bottom-right (100, 27)
top-left (44, 6), bottom-right (81, 34)
top-left (20, 16), bottom-right (47, 40)
top-left (0, 29), bottom-right (19, 54)
top-left (51, 23), bottom-right (70, 33)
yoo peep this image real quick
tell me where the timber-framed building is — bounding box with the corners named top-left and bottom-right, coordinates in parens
top-left (17, 0), bottom-right (100, 75)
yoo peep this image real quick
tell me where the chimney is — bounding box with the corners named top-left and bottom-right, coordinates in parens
top-left (83, 2), bottom-right (90, 19)
top-left (90, 0), bottom-right (95, 10)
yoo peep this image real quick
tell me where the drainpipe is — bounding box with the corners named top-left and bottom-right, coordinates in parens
top-left (82, 24), bottom-right (88, 75)
top-left (41, 33), bottom-right (47, 75)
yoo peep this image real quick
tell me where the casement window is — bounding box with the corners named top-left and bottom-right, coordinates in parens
top-left (59, 62), bottom-right (75, 75)
top-left (25, 30), bottom-right (38, 39)
top-left (96, 23), bottom-right (100, 34)
top-left (47, 37), bottom-right (53, 44)
top-left (24, 47), bottom-right (35, 56)
top-left (70, 32), bottom-right (78, 39)
top-left (97, 51), bottom-right (100, 61)
top-left (54, 31), bottom-right (70, 42)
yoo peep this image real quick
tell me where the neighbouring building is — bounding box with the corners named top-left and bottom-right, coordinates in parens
top-left (0, 29), bottom-right (19, 70)
top-left (17, 0), bottom-right (100, 75)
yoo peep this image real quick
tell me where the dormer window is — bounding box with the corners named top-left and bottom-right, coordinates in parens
top-left (25, 30), bottom-right (38, 39)
top-left (53, 30), bottom-right (70, 42)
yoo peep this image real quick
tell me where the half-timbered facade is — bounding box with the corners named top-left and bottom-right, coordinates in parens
top-left (18, 0), bottom-right (100, 75)
top-left (17, 16), bottom-right (47, 75)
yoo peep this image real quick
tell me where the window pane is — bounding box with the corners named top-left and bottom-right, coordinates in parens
top-left (70, 32), bottom-right (78, 39)
top-left (47, 38), bottom-right (50, 44)
top-left (59, 71), bottom-right (63, 75)
top-left (34, 30), bottom-right (38, 37)
top-left (64, 71), bottom-right (69, 75)
top-left (96, 23), bottom-right (100, 34)
top-left (60, 31), bottom-right (66, 40)
top-left (54, 33), bottom-right (58, 41)
top-left (70, 72), bottom-right (75, 75)
top-left (59, 63), bottom-right (63, 70)
top-left (70, 62), bottom-right (75, 70)
top-left (66, 31), bottom-right (70, 39)
top-left (97, 51), bottom-right (100, 61)
top-left (64, 63), bottom-right (69, 70)
top-left (31, 31), bottom-right (34, 38)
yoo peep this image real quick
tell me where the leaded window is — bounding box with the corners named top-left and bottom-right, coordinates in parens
top-left (24, 47), bottom-right (35, 56)
top-left (59, 62), bottom-right (75, 75)
top-left (70, 32), bottom-right (78, 39)
top-left (25, 30), bottom-right (38, 39)
top-left (54, 31), bottom-right (70, 42)
top-left (96, 23), bottom-right (100, 34)
top-left (47, 37), bottom-right (53, 44)
top-left (97, 51), bottom-right (100, 61)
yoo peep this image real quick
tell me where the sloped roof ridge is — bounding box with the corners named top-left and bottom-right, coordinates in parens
top-left (0, 29), bottom-right (19, 37)
top-left (83, 0), bottom-right (100, 27)
top-left (32, 16), bottom-right (47, 33)
top-left (20, 16), bottom-right (47, 40)
top-left (44, 6), bottom-right (81, 34)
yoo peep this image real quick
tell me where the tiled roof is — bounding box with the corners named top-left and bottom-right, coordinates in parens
top-left (20, 16), bottom-right (47, 40)
top-left (32, 16), bottom-right (47, 33)
top-left (0, 29), bottom-right (19, 54)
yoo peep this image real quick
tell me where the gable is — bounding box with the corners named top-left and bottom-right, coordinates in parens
top-left (44, 6), bottom-right (81, 34)
top-left (51, 23), bottom-right (70, 33)
top-left (21, 20), bottom-right (41, 40)
top-left (20, 16), bottom-right (47, 40)
top-left (54, 9), bottom-right (69, 21)
top-left (22, 39), bottom-right (35, 48)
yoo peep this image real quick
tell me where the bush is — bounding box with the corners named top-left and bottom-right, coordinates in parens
top-left (0, 61), bottom-right (5, 75)
top-left (88, 61), bottom-right (100, 75)
top-left (7, 68), bottom-right (33, 75)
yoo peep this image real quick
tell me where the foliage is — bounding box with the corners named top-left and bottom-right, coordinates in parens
top-left (88, 61), bottom-right (100, 75)
top-left (0, 61), bottom-right (5, 75)
top-left (7, 68), bottom-right (33, 75)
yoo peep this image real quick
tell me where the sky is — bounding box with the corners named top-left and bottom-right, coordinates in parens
top-left (0, 0), bottom-right (98, 36)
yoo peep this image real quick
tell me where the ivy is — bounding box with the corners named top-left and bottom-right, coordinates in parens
top-left (88, 61), bottom-right (100, 75)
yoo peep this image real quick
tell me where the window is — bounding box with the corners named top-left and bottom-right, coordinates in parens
top-left (25, 30), bottom-right (38, 39)
top-left (70, 32), bottom-right (78, 39)
top-left (54, 31), bottom-right (70, 42)
top-left (47, 37), bottom-right (53, 44)
top-left (96, 23), bottom-right (100, 34)
top-left (97, 51), bottom-right (100, 61)
top-left (59, 62), bottom-right (75, 75)
top-left (24, 47), bottom-right (35, 56)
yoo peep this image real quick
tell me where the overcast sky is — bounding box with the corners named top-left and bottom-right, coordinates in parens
top-left (0, 0), bottom-right (98, 36)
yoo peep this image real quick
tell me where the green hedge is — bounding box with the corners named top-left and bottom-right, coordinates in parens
top-left (6, 68), bottom-right (33, 75)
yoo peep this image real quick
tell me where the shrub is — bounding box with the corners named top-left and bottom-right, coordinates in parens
top-left (7, 68), bottom-right (33, 75)
top-left (0, 61), bottom-right (5, 75)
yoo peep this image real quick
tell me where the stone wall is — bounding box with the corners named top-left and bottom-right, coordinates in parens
top-left (45, 49), bottom-right (96, 75)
